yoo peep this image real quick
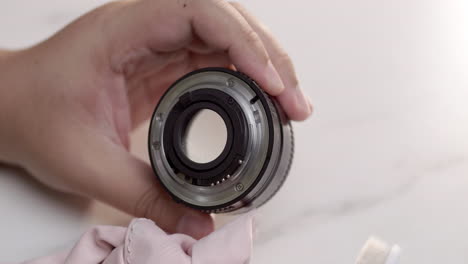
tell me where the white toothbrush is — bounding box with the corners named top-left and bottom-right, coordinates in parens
top-left (355, 237), bottom-right (401, 264)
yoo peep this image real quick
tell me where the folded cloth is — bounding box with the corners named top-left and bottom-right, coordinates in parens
top-left (14, 213), bottom-right (254, 264)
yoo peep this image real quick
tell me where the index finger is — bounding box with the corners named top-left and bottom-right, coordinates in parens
top-left (230, 2), bottom-right (313, 121)
top-left (186, 0), bottom-right (285, 96)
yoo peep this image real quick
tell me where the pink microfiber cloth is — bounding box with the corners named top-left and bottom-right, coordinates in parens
top-left (12, 213), bottom-right (254, 264)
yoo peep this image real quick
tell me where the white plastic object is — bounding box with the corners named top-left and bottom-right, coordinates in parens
top-left (355, 237), bottom-right (401, 264)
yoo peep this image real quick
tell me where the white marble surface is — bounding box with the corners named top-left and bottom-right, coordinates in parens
top-left (1, 0), bottom-right (468, 263)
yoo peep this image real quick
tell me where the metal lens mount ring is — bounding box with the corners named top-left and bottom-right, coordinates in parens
top-left (148, 68), bottom-right (293, 213)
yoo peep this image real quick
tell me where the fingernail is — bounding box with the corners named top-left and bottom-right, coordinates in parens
top-left (177, 212), bottom-right (214, 239)
top-left (264, 60), bottom-right (285, 95)
top-left (295, 86), bottom-right (313, 117)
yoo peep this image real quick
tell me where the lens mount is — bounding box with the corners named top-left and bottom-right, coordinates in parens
top-left (148, 68), bottom-right (293, 213)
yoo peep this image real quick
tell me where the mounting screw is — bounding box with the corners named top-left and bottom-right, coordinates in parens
top-left (226, 78), bottom-right (236, 88)
top-left (152, 141), bottom-right (161, 150)
top-left (235, 183), bottom-right (244, 192)
top-left (155, 113), bottom-right (164, 122)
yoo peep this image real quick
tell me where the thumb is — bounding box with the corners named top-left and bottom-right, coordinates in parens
top-left (72, 133), bottom-right (214, 239)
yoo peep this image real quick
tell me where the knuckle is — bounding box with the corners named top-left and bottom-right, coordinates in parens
top-left (276, 52), bottom-right (294, 67)
top-left (244, 28), bottom-right (261, 45)
top-left (276, 52), bottom-right (300, 86)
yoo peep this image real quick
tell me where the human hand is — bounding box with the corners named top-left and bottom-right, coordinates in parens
top-left (0, 0), bottom-right (312, 239)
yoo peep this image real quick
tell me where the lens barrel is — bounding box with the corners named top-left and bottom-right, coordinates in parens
top-left (148, 68), bottom-right (293, 213)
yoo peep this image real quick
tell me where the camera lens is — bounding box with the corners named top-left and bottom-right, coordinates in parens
top-left (148, 68), bottom-right (293, 213)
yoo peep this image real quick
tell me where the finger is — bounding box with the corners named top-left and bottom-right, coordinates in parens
top-left (42, 125), bottom-right (214, 239)
top-left (187, 0), bottom-right (285, 96)
top-left (127, 51), bottom-right (231, 128)
top-left (94, 140), bottom-right (214, 239)
top-left (230, 2), bottom-right (313, 121)
top-left (113, 0), bottom-right (285, 96)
